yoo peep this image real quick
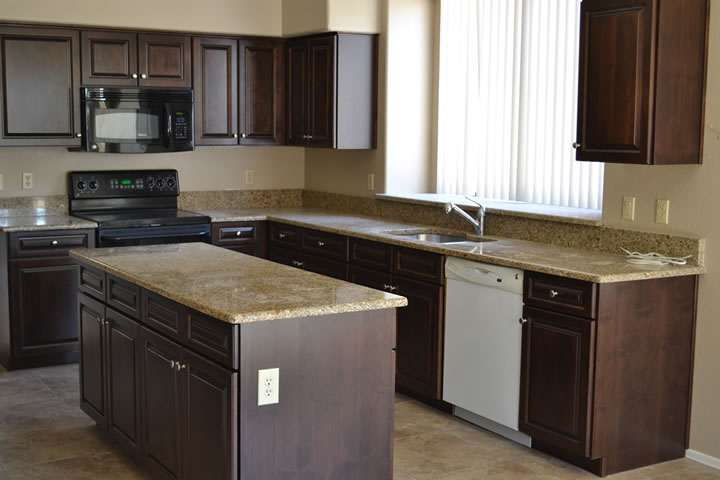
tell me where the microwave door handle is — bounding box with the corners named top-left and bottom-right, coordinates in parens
top-left (164, 104), bottom-right (172, 148)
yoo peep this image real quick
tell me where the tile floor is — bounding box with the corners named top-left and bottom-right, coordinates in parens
top-left (0, 364), bottom-right (718, 479)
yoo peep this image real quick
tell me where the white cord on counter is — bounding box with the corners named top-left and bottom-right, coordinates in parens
top-left (620, 248), bottom-right (692, 266)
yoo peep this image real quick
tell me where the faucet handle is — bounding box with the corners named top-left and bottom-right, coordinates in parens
top-left (464, 196), bottom-right (486, 212)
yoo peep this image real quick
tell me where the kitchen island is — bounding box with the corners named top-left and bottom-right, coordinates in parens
top-left (70, 243), bottom-right (407, 480)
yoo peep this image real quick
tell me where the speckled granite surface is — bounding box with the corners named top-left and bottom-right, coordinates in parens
top-left (178, 189), bottom-right (303, 211)
top-left (303, 191), bottom-right (704, 264)
top-left (0, 195), bottom-right (68, 212)
top-left (0, 209), bottom-right (97, 232)
top-left (197, 208), bottom-right (704, 283)
top-left (70, 243), bottom-right (407, 324)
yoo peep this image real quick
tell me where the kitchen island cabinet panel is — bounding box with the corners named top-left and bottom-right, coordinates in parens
top-left (0, 26), bottom-right (81, 146)
top-left (79, 292), bottom-right (107, 428)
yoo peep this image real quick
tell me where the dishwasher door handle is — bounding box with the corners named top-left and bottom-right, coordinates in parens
top-left (447, 264), bottom-right (503, 284)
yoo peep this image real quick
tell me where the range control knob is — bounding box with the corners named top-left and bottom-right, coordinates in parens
top-left (76, 181), bottom-right (87, 191)
top-left (88, 180), bottom-right (99, 190)
top-left (166, 177), bottom-right (176, 189)
top-left (156, 178), bottom-right (166, 189)
top-left (147, 178), bottom-right (155, 188)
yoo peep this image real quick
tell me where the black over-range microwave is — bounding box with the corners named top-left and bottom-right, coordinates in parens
top-left (82, 87), bottom-right (194, 153)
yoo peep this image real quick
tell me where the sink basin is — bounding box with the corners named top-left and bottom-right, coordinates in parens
top-left (394, 233), bottom-right (469, 244)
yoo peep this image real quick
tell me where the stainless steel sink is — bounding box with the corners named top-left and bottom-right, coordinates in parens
top-left (394, 233), bottom-right (469, 244)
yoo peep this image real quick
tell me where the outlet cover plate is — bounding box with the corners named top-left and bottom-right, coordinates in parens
top-left (257, 368), bottom-right (279, 406)
top-left (22, 172), bottom-right (33, 190)
top-left (622, 196), bottom-right (635, 221)
top-left (245, 170), bottom-right (255, 185)
top-left (656, 199), bottom-right (670, 224)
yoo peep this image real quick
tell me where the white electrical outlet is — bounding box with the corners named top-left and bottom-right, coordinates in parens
top-left (0, 174), bottom-right (3, 191)
top-left (367, 173), bottom-right (374, 191)
top-left (257, 368), bottom-right (279, 406)
top-left (656, 199), bottom-right (670, 224)
top-left (245, 170), bottom-right (255, 185)
top-left (22, 172), bottom-right (33, 190)
top-left (622, 196), bottom-right (635, 221)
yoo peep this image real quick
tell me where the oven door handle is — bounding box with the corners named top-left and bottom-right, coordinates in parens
top-left (164, 103), bottom-right (173, 148)
top-left (100, 231), bottom-right (210, 242)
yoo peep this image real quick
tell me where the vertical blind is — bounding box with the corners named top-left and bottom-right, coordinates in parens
top-left (436, 0), bottom-right (604, 210)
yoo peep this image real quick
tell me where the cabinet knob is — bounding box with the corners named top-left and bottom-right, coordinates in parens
top-left (308, 135), bottom-right (313, 140)
top-left (278, 233), bottom-right (286, 239)
top-left (236, 231), bottom-right (243, 237)
top-left (292, 260), bottom-right (304, 268)
top-left (572, 142), bottom-right (581, 149)
top-left (518, 317), bottom-right (528, 325)
top-left (549, 290), bottom-right (559, 298)
top-left (103, 320), bottom-right (111, 326)
top-left (302, 134), bottom-right (308, 140)
top-left (141, 73), bottom-right (147, 79)
top-left (95, 316), bottom-right (101, 324)
top-left (170, 360), bottom-right (176, 369)
top-left (317, 241), bottom-right (325, 247)
top-left (176, 363), bottom-right (185, 372)
top-left (233, 133), bottom-right (238, 138)
top-left (75, 133), bottom-right (82, 138)
top-left (51, 240), bottom-right (59, 246)
top-left (132, 73), bottom-right (138, 79)
top-left (241, 133), bottom-right (247, 138)
top-left (383, 284), bottom-right (397, 292)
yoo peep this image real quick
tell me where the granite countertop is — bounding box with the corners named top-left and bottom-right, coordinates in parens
top-left (0, 208), bottom-right (97, 232)
top-left (199, 208), bottom-right (705, 283)
top-left (70, 243), bottom-right (407, 324)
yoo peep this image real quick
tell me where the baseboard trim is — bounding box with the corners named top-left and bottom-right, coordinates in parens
top-left (686, 449), bottom-right (720, 470)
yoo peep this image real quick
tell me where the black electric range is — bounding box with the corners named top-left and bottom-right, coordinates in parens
top-left (69, 170), bottom-right (211, 248)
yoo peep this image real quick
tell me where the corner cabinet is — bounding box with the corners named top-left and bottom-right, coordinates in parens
top-left (519, 272), bottom-right (698, 476)
top-left (0, 27), bottom-right (82, 146)
top-left (575, 0), bottom-right (709, 164)
top-left (286, 33), bottom-right (377, 149)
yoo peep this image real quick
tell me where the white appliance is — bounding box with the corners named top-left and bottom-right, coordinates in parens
top-left (443, 257), bottom-right (531, 447)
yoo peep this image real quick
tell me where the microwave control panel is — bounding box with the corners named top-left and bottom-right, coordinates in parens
top-left (173, 111), bottom-right (190, 141)
top-left (70, 170), bottom-right (180, 199)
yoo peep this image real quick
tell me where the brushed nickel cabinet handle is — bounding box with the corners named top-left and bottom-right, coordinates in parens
top-left (278, 233), bottom-right (286, 239)
top-left (549, 290), bottom-right (559, 298)
top-left (51, 240), bottom-right (59, 246)
top-left (75, 133), bottom-right (82, 138)
top-left (317, 241), bottom-right (325, 247)
top-left (170, 360), bottom-right (176, 369)
top-left (141, 73), bottom-right (147, 79)
top-left (233, 133), bottom-right (238, 138)
top-left (132, 73), bottom-right (138, 79)
top-left (241, 133), bottom-right (247, 138)
top-left (572, 142), bottom-right (581, 149)
top-left (519, 318), bottom-right (528, 325)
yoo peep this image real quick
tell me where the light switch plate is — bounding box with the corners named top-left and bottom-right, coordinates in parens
top-left (22, 172), bottom-right (33, 190)
top-left (656, 199), bottom-right (670, 224)
top-left (622, 196), bottom-right (635, 221)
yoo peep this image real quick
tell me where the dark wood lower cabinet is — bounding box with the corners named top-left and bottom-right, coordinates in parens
top-left (268, 246), bottom-right (348, 281)
top-left (79, 293), bottom-right (107, 428)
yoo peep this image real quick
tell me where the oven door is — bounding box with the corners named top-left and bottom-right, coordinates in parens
top-left (83, 88), bottom-right (194, 153)
top-left (97, 224), bottom-right (210, 248)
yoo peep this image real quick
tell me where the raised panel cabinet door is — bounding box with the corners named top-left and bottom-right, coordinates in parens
top-left (138, 33), bottom-right (191, 88)
top-left (81, 31), bottom-right (138, 86)
top-left (576, 0), bottom-right (653, 163)
top-left (78, 292), bottom-right (107, 428)
top-left (393, 277), bottom-right (444, 400)
top-left (308, 35), bottom-right (337, 148)
top-left (193, 37), bottom-right (238, 145)
top-left (141, 327), bottom-right (184, 480)
top-left (0, 27), bottom-right (81, 146)
top-left (286, 39), bottom-right (308, 145)
top-left (519, 306), bottom-right (595, 456)
top-left (9, 258), bottom-right (79, 359)
top-left (182, 349), bottom-right (238, 480)
top-left (239, 38), bottom-right (285, 145)
top-left (106, 308), bottom-right (142, 458)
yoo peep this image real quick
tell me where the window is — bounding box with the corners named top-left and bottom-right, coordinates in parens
top-left (436, 0), bottom-right (604, 210)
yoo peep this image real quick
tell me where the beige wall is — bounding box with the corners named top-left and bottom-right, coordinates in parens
top-left (328, 0), bottom-right (381, 33)
top-left (601, 2), bottom-right (720, 460)
top-left (0, 0), bottom-right (282, 36)
top-left (0, 147), bottom-right (305, 196)
top-left (0, 0), bottom-right (305, 197)
top-left (282, 0), bottom-right (328, 36)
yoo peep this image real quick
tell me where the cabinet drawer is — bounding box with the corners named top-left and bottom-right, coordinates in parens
top-left (524, 272), bottom-right (597, 318)
top-left (392, 247), bottom-right (444, 285)
top-left (301, 228), bottom-right (348, 261)
top-left (267, 246), bottom-right (300, 268)
top-left (302, 253), bottom-right (349, 281)
top-left (350, 238), bottom-right (392, 272)
top-left (349, 265), bottom-right (392, 292)
top-left (142, 290), bottom-right (183, 340)
top-left (79, 263), bottom-right (106, 301)
top-left (184, 309), bottom-right (238, 370)
top-left (9, 230), bottom-right (94, 258)
top-left (268, 222), bottom-right (301, 248)
top-left (107, 274), bottom-right (141, 320)
top-left (225, 244), bottom-right (267, 258)
top-left (212, 221), bottom-right (267, 247)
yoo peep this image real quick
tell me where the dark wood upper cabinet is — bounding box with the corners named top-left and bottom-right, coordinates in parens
top-left (239, 38), bottom-right (285, 145)
top-left (576, 0), bottom-right (709, 164)
top-left (81, 31), bottom-right (190, 88)
top-left (193, 37), bottom-right (238, 145)
top-left (0, 26), bottom-right (82, 146)
top-left (286, 32), bottom-right (377, 149)
top-left (81, 31), bottom-right (138, 86)
top-left (138, 34), bottom-right (191, 88)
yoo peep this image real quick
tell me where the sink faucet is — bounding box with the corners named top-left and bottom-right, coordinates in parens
top-left (444, 197), bottom-right (486, 236)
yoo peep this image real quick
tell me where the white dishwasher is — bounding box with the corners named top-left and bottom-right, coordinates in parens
top-left (442, 257), bottom-right (531, 447)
